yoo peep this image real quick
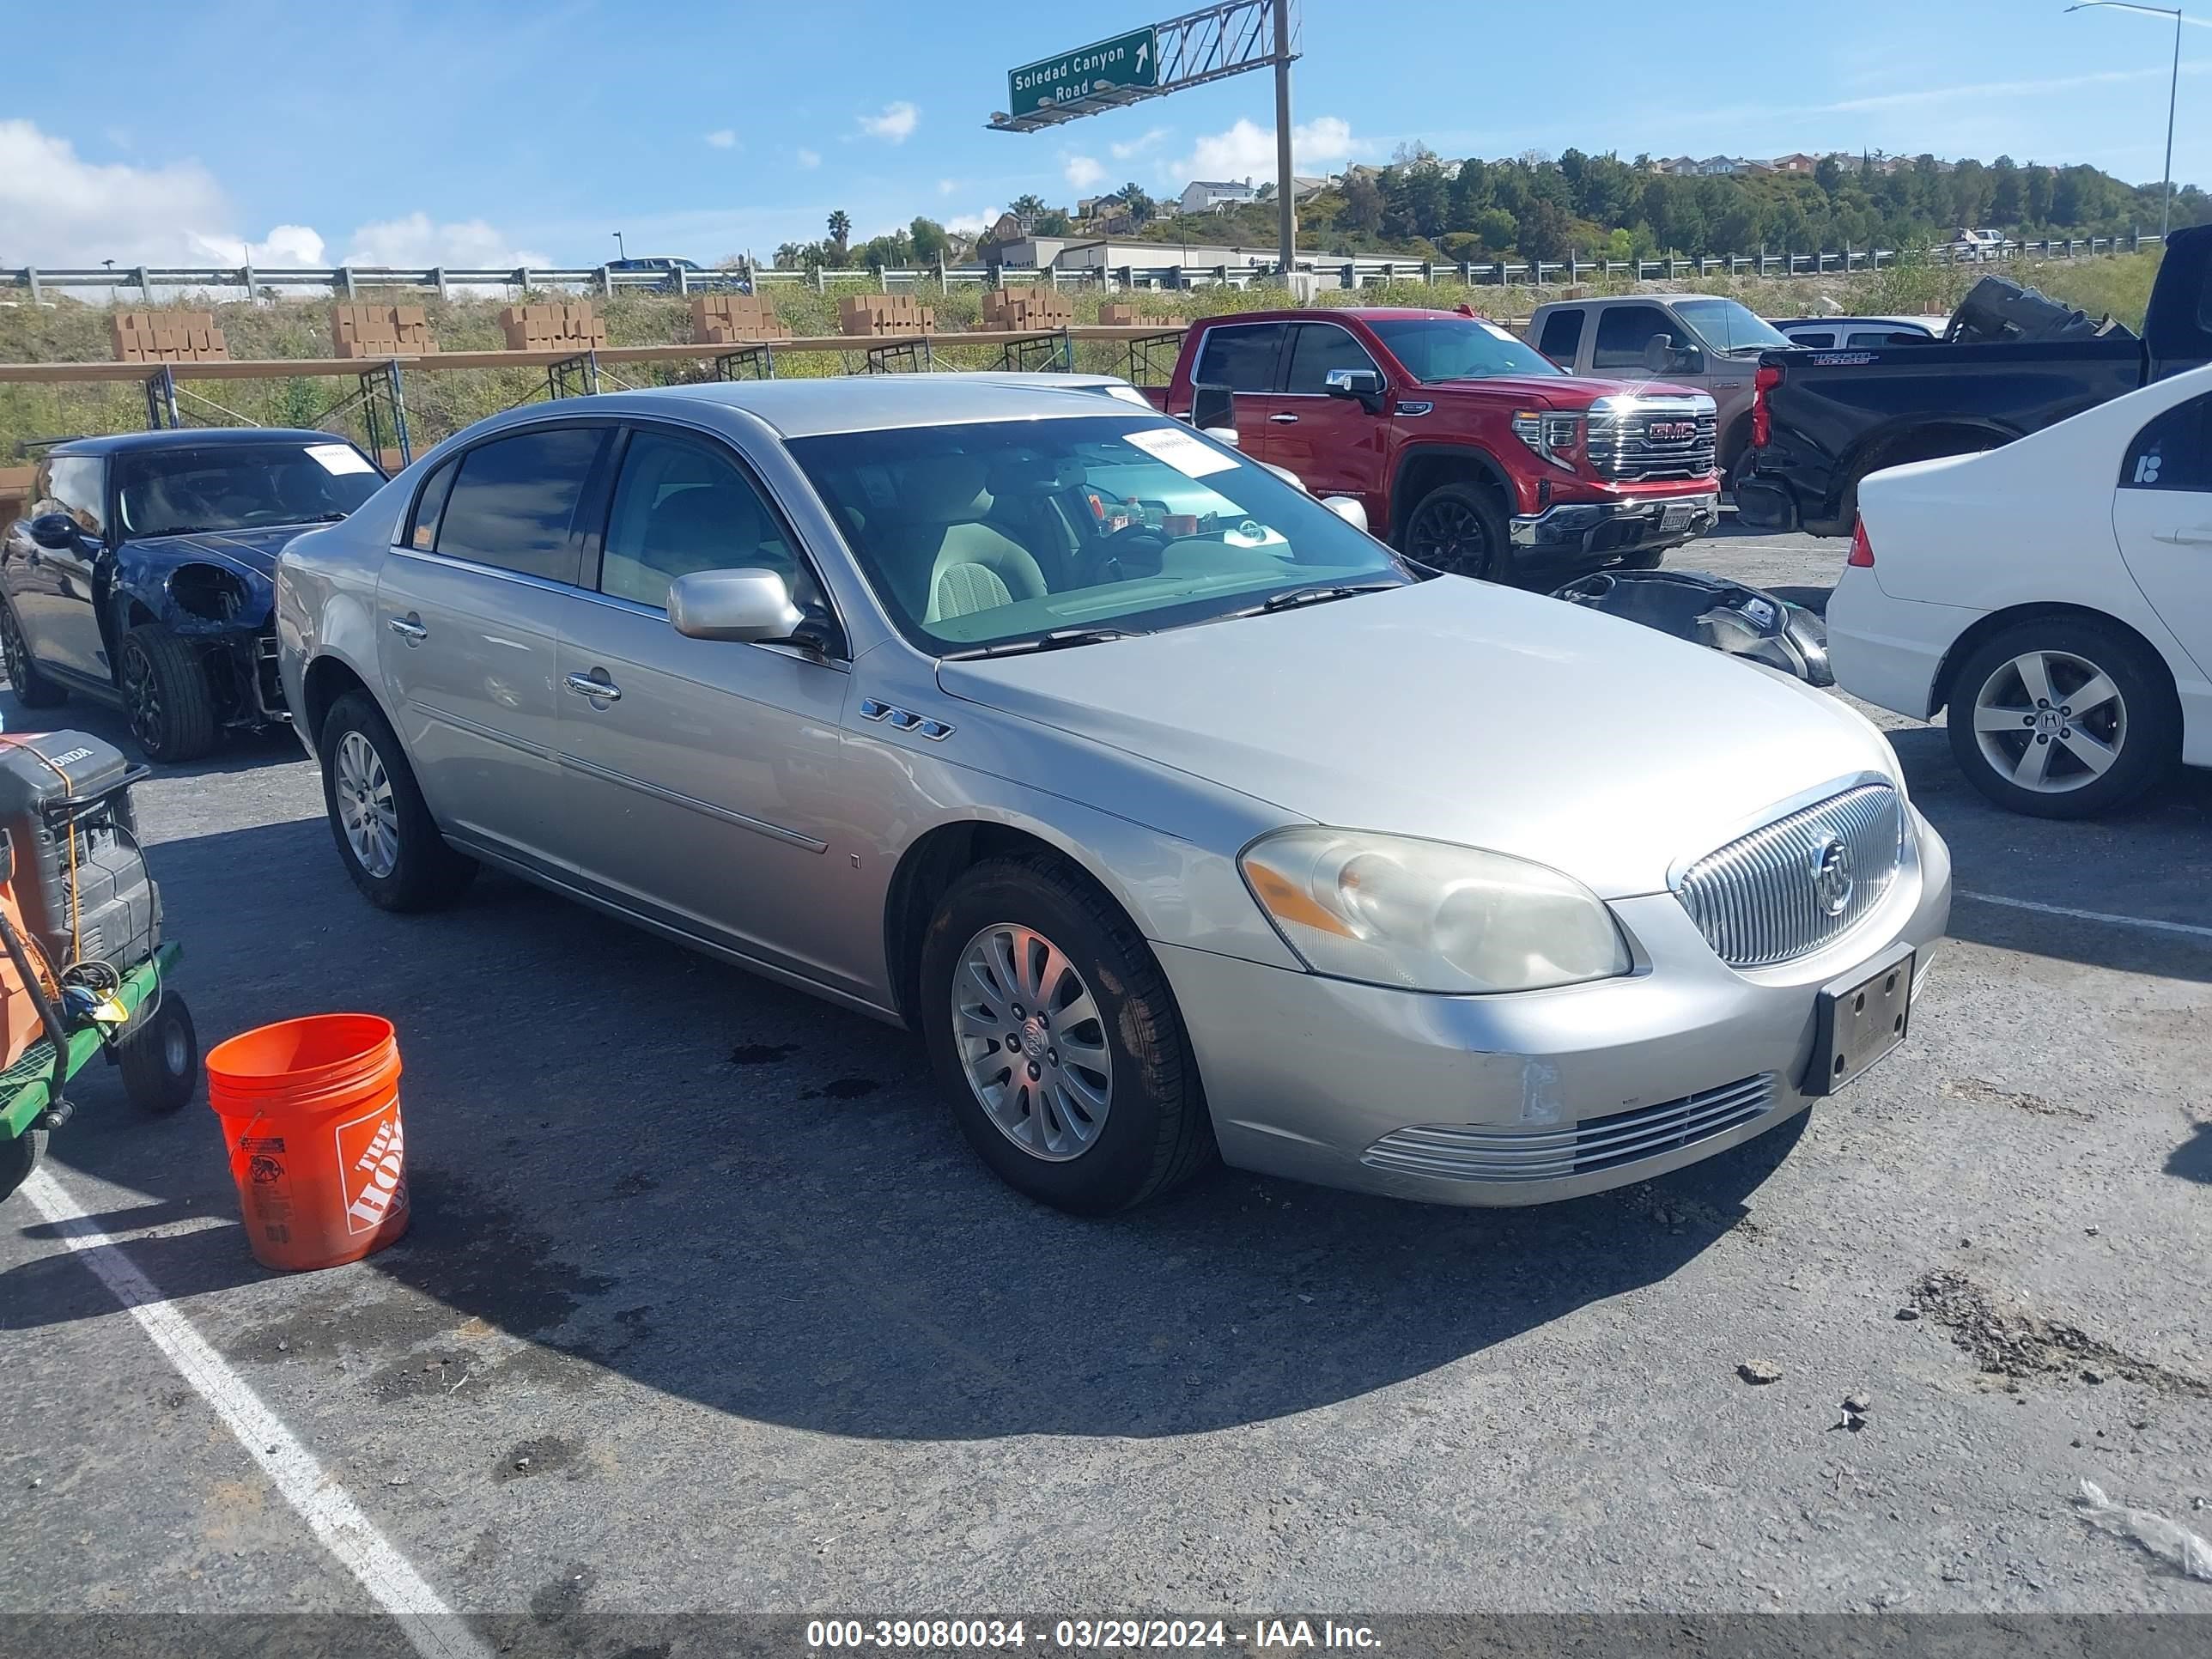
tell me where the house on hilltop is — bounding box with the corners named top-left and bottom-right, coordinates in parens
top-left (1177, 178), bottom-right (1261, 215)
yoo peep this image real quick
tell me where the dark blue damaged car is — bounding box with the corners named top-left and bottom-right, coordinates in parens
top-left (1, 428), bottom-right (384, 761)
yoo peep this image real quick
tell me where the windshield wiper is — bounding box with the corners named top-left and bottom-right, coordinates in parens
top-left (1216, 581), bottom-right (1401, 622)
top-left (939, 627), bottom-right (1148, 661)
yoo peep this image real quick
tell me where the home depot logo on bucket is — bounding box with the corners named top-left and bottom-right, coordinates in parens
top-left (337, 1101), bottom-right (408, 1235)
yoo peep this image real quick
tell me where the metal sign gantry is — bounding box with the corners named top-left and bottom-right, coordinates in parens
top-left (987, 1), bottom-right (1301, 274)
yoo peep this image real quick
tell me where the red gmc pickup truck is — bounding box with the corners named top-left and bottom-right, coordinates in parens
top-left (1145, 307), bottom-right (1721, 577)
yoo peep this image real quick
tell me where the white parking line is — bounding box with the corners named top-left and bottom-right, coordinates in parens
top-left (1956, 889), bottom-right (2212, 942)
top-left (21, 1167), bottom-right (491, 1659)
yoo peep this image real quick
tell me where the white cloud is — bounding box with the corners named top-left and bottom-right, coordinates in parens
top-left (937, 178), bottom-right (961, 196)
top-left (856, 101), bottom-right (919, 143)
top-left (703, 129), bottom-right (738, 150)
top-left (339, 213), bottom-right (548, 270)
top-left (796, 147), bottom-right (822, 169)
top-left (1170, 115), bottom-right (1359, 184)
top-left (1110, 125), bottom-right (1171, 161)
top-left (945, 206), bottom-right (1003, 235)
top-left (1063, 154), bottom-right (1106, 191)
top-left (195, 224), bottom-right (327, 266)
top-left (0, 118), bottom-right (233, 266)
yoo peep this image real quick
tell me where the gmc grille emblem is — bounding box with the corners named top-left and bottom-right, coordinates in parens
top-left (1648, 421), bottom-right (1698, 441)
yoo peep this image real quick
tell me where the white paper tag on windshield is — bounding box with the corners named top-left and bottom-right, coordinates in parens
top-left (1478, 320), bottom-right (1519, 342)
top-left (1125, 425), bottom-right (1238, 478)
top-left (306, 442), bottom-right (375, 476)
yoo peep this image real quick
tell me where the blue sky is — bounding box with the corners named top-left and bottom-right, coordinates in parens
top-left (6, 0), bottom-right (2210, 269)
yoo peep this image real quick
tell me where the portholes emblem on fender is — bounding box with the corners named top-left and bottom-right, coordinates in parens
top-left (860, 698), bottom-right (955, 741)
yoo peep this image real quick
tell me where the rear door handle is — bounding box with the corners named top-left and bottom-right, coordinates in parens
top-left (565, 672), bottom-right (621, 702)
top-left (1268, 413), bottom-right (1299, 424)
top-left (2154, 526), bottom-right (2212, 545)
top-left (387, 614), bottom-right (428, 641)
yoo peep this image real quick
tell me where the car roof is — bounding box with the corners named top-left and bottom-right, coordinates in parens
top-left (41, 428), bottom-right (350, 458)
top-left (1773, 316), bottom-right (1936, 330)
top-left (561, 376), bottom-right (1154, 440)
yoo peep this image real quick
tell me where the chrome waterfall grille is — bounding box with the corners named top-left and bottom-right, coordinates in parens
top-left (1361, 1073), bottom-right (1778, 1182)
top-left (1585, 398), bottom-right (1719, 481)
top-left (1674, 784), bottom-right (1904, 968)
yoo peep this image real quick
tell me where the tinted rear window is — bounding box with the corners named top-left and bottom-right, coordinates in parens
top-left (1192, 323), bottom-right (1285, 392)
top-left (434, 427), bottom-right (608, 584)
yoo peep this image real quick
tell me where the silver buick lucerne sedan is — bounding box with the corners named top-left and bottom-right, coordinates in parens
top-left (276, 378), bottom-right (1950, 1214)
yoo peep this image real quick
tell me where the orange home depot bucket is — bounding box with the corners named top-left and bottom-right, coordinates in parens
top-left (205, 1014), bottom-right (409, 1272)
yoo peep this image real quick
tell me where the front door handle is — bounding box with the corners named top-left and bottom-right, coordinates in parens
top-left (2154, 526), bottom-right (2212, 546)
top-left (565, 671), bottom-right (621, 702)
top-left (1268, 412), bottom-right (1299, 424)
top-left (387, 614), bottom-right (428, 642)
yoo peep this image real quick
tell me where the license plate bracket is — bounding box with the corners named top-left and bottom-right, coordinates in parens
top-left (1661, 502), bottom-right (1698, 531)
top-left (1806, 943), bottom-right (1916, 1095)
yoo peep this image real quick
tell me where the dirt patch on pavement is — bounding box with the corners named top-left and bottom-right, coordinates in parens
top-left (1911, 1270), bottom-right (2210, 1395)
top-left (1938, 1077), bottom-right (2093, 1121)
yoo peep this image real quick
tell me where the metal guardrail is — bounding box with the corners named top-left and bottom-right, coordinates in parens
top-left (3, 234), bottom-right (2164, 303)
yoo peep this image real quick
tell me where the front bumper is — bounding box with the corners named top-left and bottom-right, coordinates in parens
top-left (1157, 806), bottom-right (1951, 1207)
top-left (1510, 492), bottom-right (1719, 557)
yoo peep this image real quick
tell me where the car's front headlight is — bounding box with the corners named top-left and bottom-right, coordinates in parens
top-left (1240, 828), bottom-right (1630, 994)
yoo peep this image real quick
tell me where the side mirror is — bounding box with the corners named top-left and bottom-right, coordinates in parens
top-left (1202, 426), bottom-right (1241, 450)
top-left (666, 568), bottom-right (805, 642)
top-left (27, 513), bottom-right (79, 551)
top-left (1642, 334), bottom-right (1704, 376)
top-left (1323, 367), bottom-right (1385, 402)
top-left (1321, 495), bottom-right (1369, 532)
top-left (1189, 382), bottom-right (1236, 432)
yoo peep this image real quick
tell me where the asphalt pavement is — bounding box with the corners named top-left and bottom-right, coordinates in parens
top-left (1, 523), bottom-right (2208, 1647)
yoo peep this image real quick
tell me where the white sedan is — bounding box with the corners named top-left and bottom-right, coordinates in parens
top-left (1828, 362), bottom-right (2212, 817)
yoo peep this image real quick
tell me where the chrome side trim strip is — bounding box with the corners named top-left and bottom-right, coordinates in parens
top-left (554, 750), bottom-right (827, 852)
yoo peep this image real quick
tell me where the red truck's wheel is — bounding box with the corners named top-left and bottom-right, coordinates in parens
top-left (1401, 483), bottom-right (1506, 580)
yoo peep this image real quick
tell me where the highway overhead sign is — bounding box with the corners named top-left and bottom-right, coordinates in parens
top-left (1007, 28), bottom-right (1159, 119)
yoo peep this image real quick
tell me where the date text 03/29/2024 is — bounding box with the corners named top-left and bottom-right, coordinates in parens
top-left (805, 1619), bottom-right (1382, 1650)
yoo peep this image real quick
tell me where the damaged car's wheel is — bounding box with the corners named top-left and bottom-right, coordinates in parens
top-left (119, 624), bottom-right (218, 763)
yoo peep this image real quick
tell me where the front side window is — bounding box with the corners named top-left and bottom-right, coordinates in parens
top-left (1591, 306), bottom-right (1680, 370)
top-left (600, 428), bottom-right (818, 612)
top-left (1283, 323), bottom-right (1381, 394)
top-left (1191, 323), bottom-right (1286, 392)
top-left (1365, 317), bottom-right (1560, 384)
top-left (33, 455), bottom-right (106, 537)
top-left (113, 441), bottom-right (381, 538)
top-left (434, 426), bottom-right (609, 584)
top-left (2120, 394), bottom-right (2212, 493)
top-left (788, 414), bottom-right (1407, 653)
top-left (1789, 330), bottom-right (1836, 349)
top-left (1535, 308), bottom-right (1584, 365)
top-left (1671, 298), bottom-right (1790, 354)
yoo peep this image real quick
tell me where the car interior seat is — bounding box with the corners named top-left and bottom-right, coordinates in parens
top-left (877, 456), bottom-right (1048, 623)
top-left (604, 484), bottom-right (783, 609)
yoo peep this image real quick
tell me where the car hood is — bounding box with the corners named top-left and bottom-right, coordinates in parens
top-left (129, 525), bottom-right (303, 577)
top-left (1423, 373), bottom-right (1702, 409)
top-left (935, 580), bottom-right (1898, 899)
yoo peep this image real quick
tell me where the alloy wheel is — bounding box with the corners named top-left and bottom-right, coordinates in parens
top-left (120, 638), bottom-right (163, 752)
top-left (1408, 497), bottom-right (1491, 576)
top-left (1969, 647), bottom-right (2127, 794)
top-left (951, 921), bottom-right (1114, 1162)
top-left (0, 609), bottom-right (25, 690)
top-left (334, 730), bottom-right (402, 878)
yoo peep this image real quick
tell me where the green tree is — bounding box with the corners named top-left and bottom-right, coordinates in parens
top-left (826, 210), bottom-right (852, 260)
top-left (1117, 182), bottom-right (1156, 225)
top-left (1032, 209), bottom-right (1073, 235)
top-left (1007, 192), bottom-right (1047, 221)
top-left (1990, 156), bottom-right (2024, 222)
top-left (908, 216), bottom-right (950, 264)
top-left (1340, 171), bottom-right (1385, 234)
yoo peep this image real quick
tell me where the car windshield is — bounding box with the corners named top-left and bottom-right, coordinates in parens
top-left (1672, 298), bottom-right (1791, 354)
top-left (1365, 316), bottom-right (1561, 384)
top-left (787, 413), bottom-right (1409, 653)
top-left (113, 441), bottom-right (383, 537)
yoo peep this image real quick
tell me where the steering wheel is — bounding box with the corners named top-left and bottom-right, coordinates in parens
top-left (1081, 522), bottom-right (1173, 586)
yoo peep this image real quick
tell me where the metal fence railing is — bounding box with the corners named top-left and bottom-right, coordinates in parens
top-left (3, 233), bottom-right (2165, 304)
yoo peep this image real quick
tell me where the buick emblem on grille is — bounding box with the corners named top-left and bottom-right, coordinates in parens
top-left (1648, 420), bottom-right (1698, 441)
top-left (1812, 836), bottom-right (1855, 917)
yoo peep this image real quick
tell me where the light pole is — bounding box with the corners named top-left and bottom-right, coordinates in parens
top-left (612, 231), bottom-right (626, 261)
top-left (2066, 1), bottom-right (2185, 240)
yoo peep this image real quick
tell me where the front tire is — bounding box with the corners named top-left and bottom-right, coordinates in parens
top-left (0, 1126), bottom-right (46, 1205)
top-left (1945, 617), bottom-right (2179, 818)
top-left (920, 854), bottom-right (1214, 1214)
top-left (119, 624), bottom-right (218, 763)
top-left (1399, 482), bottom-right (1509, 580)
top-left (319, 690), bottom-right (477, 910)
top-left (119, 992), bottom-right (198, 1115)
